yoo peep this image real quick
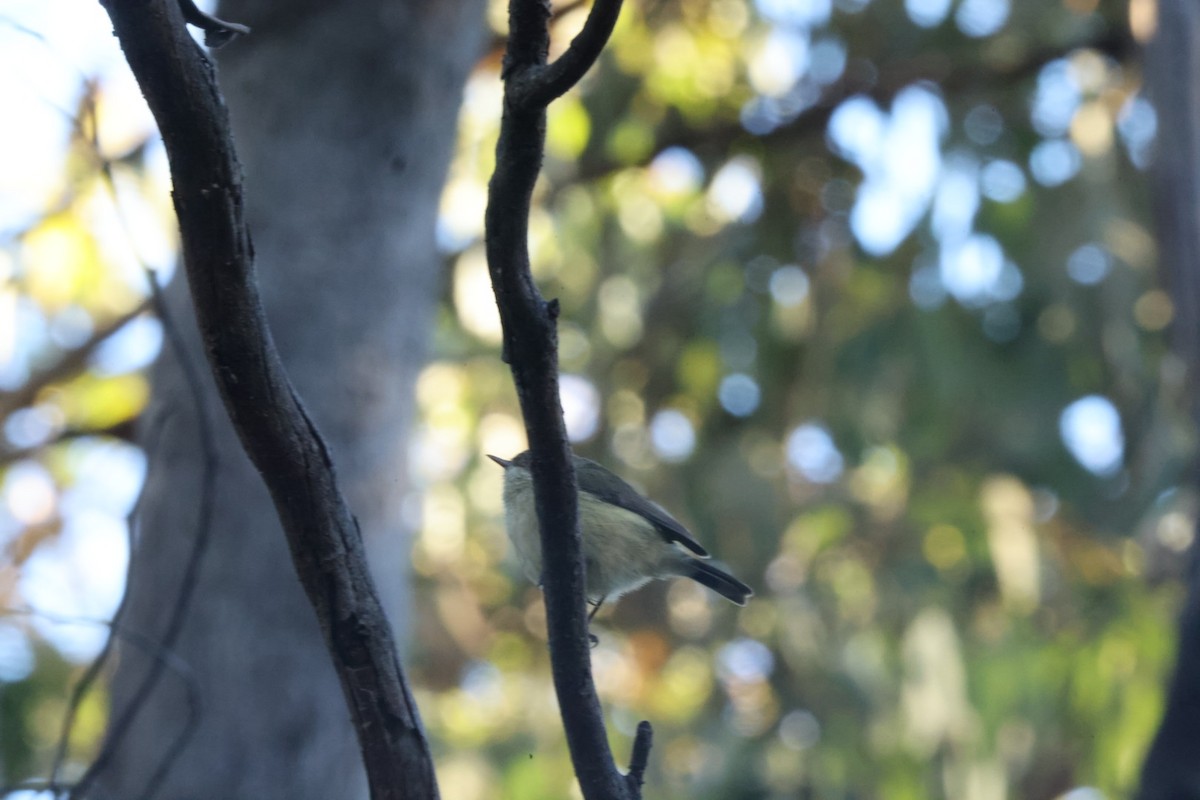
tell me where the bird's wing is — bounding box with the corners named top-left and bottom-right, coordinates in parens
top-left (576, 458), bottom-right (709, 557)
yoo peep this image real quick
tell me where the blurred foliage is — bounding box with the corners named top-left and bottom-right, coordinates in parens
top-left (1, 0), bottom-right (1193, 798)
top-left (1, 50), bottom-right (165, 786)
top-left (418, 1), bottom-right (1186, 798)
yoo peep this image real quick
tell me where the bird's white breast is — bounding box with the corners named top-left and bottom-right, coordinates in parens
top-left (501, 466), bottom-right (682, 600)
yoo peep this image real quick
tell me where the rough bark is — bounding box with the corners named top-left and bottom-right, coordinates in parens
top-left (88, 1), bottom-right (484, 797)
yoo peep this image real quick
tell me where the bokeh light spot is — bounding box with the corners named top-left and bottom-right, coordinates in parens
top-left (649, 147), bottom-right (705, 195)
top-left (0, 623), bottom-right (34, 681)
top-left (1030, 139), bottom-right (1082, 186)
top-left (905, 0), bottom-right (951, 27)
top-left (560, 374), bottom-right (600, 442)
top-left (1066, 243), bottom-right (1111, 285)
top-left (779, 709), bottom-right (822, 749)
top-left (768, 265), bottom-right (810, 307)
top-left (964, 104), bottom-right (1004, 145)
top-left (955, 0), bottom-right (1010, 37)
top-left (718, 373), bottom-right (761, 417)
top-left (5, 461), bottom-right (57, 525)
top-left (650, 408), bottom-right (697, 462)
top-left (718, 637), bottom-right (775, 682)
top-left (1060, 396), bottom-right (1124, 476)
top-left (980, 160), bottom-right (1026, 202)
top-left (785, 423), bottom-right (844, 483)
top-left (708, 157), bottom-right (764, 223)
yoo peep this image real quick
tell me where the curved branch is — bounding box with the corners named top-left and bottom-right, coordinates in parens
top-left (485, 0), bottom-right (650, 798)
top-left (510, 0), bottom-right (624, 109)
top-left (98, 2), bottom-right (437, 799)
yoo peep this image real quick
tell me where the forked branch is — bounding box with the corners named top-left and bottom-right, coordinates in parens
top-left (484, 0), bottom-right (651, 798)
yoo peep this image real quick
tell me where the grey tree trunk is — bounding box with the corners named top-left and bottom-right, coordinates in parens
top-left (1140, 1), bottom-right (1200, 798)
top-left (90, 2), bottom-right (483, 797)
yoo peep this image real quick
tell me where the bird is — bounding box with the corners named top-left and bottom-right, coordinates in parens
top-left (489, 450), bottom-right (752, 620)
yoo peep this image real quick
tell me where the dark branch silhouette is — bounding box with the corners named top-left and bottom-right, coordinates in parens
top-left (485, 0), bottom-right (652, 797)
top-left (97, 2), bottom-right (437, 798)
top-left (508, 0), bottom-right (623, 109)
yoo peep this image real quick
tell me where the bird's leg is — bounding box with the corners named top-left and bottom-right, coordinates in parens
top-left (176, 0), bottom-right (250, 47)
top-left (588, 595), bottom-right (607, 623)
top-left (586, 595), bottom-right (607, 648)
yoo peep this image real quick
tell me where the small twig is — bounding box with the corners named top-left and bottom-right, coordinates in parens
top-left (624, 721), bottom-right (653, 790)
top-left (53, 114), bottom-right (214, 800)
top-left (70, 273), bottom-right (217, 800)
top-left (0, 300), bottom-right (152, 420)
top-left (46, 410), bottom-right (167, 791)
top-left (0, 420), bottom-right (138, 467)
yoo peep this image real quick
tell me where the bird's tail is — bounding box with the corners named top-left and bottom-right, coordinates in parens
top-left (679, 559), bottom-right (753, 605)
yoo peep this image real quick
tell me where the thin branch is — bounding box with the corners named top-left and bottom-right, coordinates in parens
top-left (0, 420), bottom-right (138, 467)
top-left (50, 118), bottom-right (206, 800)
top-left (69, 274), bottom-right (216, 800)
top-left (485, 0), bottom-right (651, 797)
top-left (46, 410), bottom-right (168, 792)
top-left (98, 2), bottom-right (436, 798)
top-left (0, 299), bottom-right (152, 420)
top-left (568, 27), bottom-right (1136, 184)
top-left (3, 604), bottom-right (201, 800)
top-left (510, 0), bottom-right (624, 109)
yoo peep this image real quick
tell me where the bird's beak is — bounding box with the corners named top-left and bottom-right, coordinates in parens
top-left (487, 454), bottom-right (512, 469)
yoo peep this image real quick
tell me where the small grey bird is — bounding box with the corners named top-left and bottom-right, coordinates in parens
top-left (489, 451), bottom-right (752, 618)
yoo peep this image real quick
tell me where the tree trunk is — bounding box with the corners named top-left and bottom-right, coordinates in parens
top-left (90, 2), bottom-right (483, 796)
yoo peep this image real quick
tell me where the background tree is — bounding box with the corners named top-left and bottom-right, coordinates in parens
top-left (0, 0), bottom-right (482, 796)
top-left (1, 0), bottom-right (1196, 799)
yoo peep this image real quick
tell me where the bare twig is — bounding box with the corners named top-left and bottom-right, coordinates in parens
top-left (97, 2), bottom-right (436, 798)
top-left (52, 100), bottom-right (213, 800)
top-left (0, 299), bottom-right (152, 420)
top-left (485, 0), bottom-right (651, 797)
top-left (46, 410), bottom-right (167, 792)
top-left (0, 420), bottom-right (138, 467)
top-left (624, 721), bottom-right (653, 791)
top-left (4, 604), bottom-right (201, 800)
top-left (69, 274), bottom-right (216, 800)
